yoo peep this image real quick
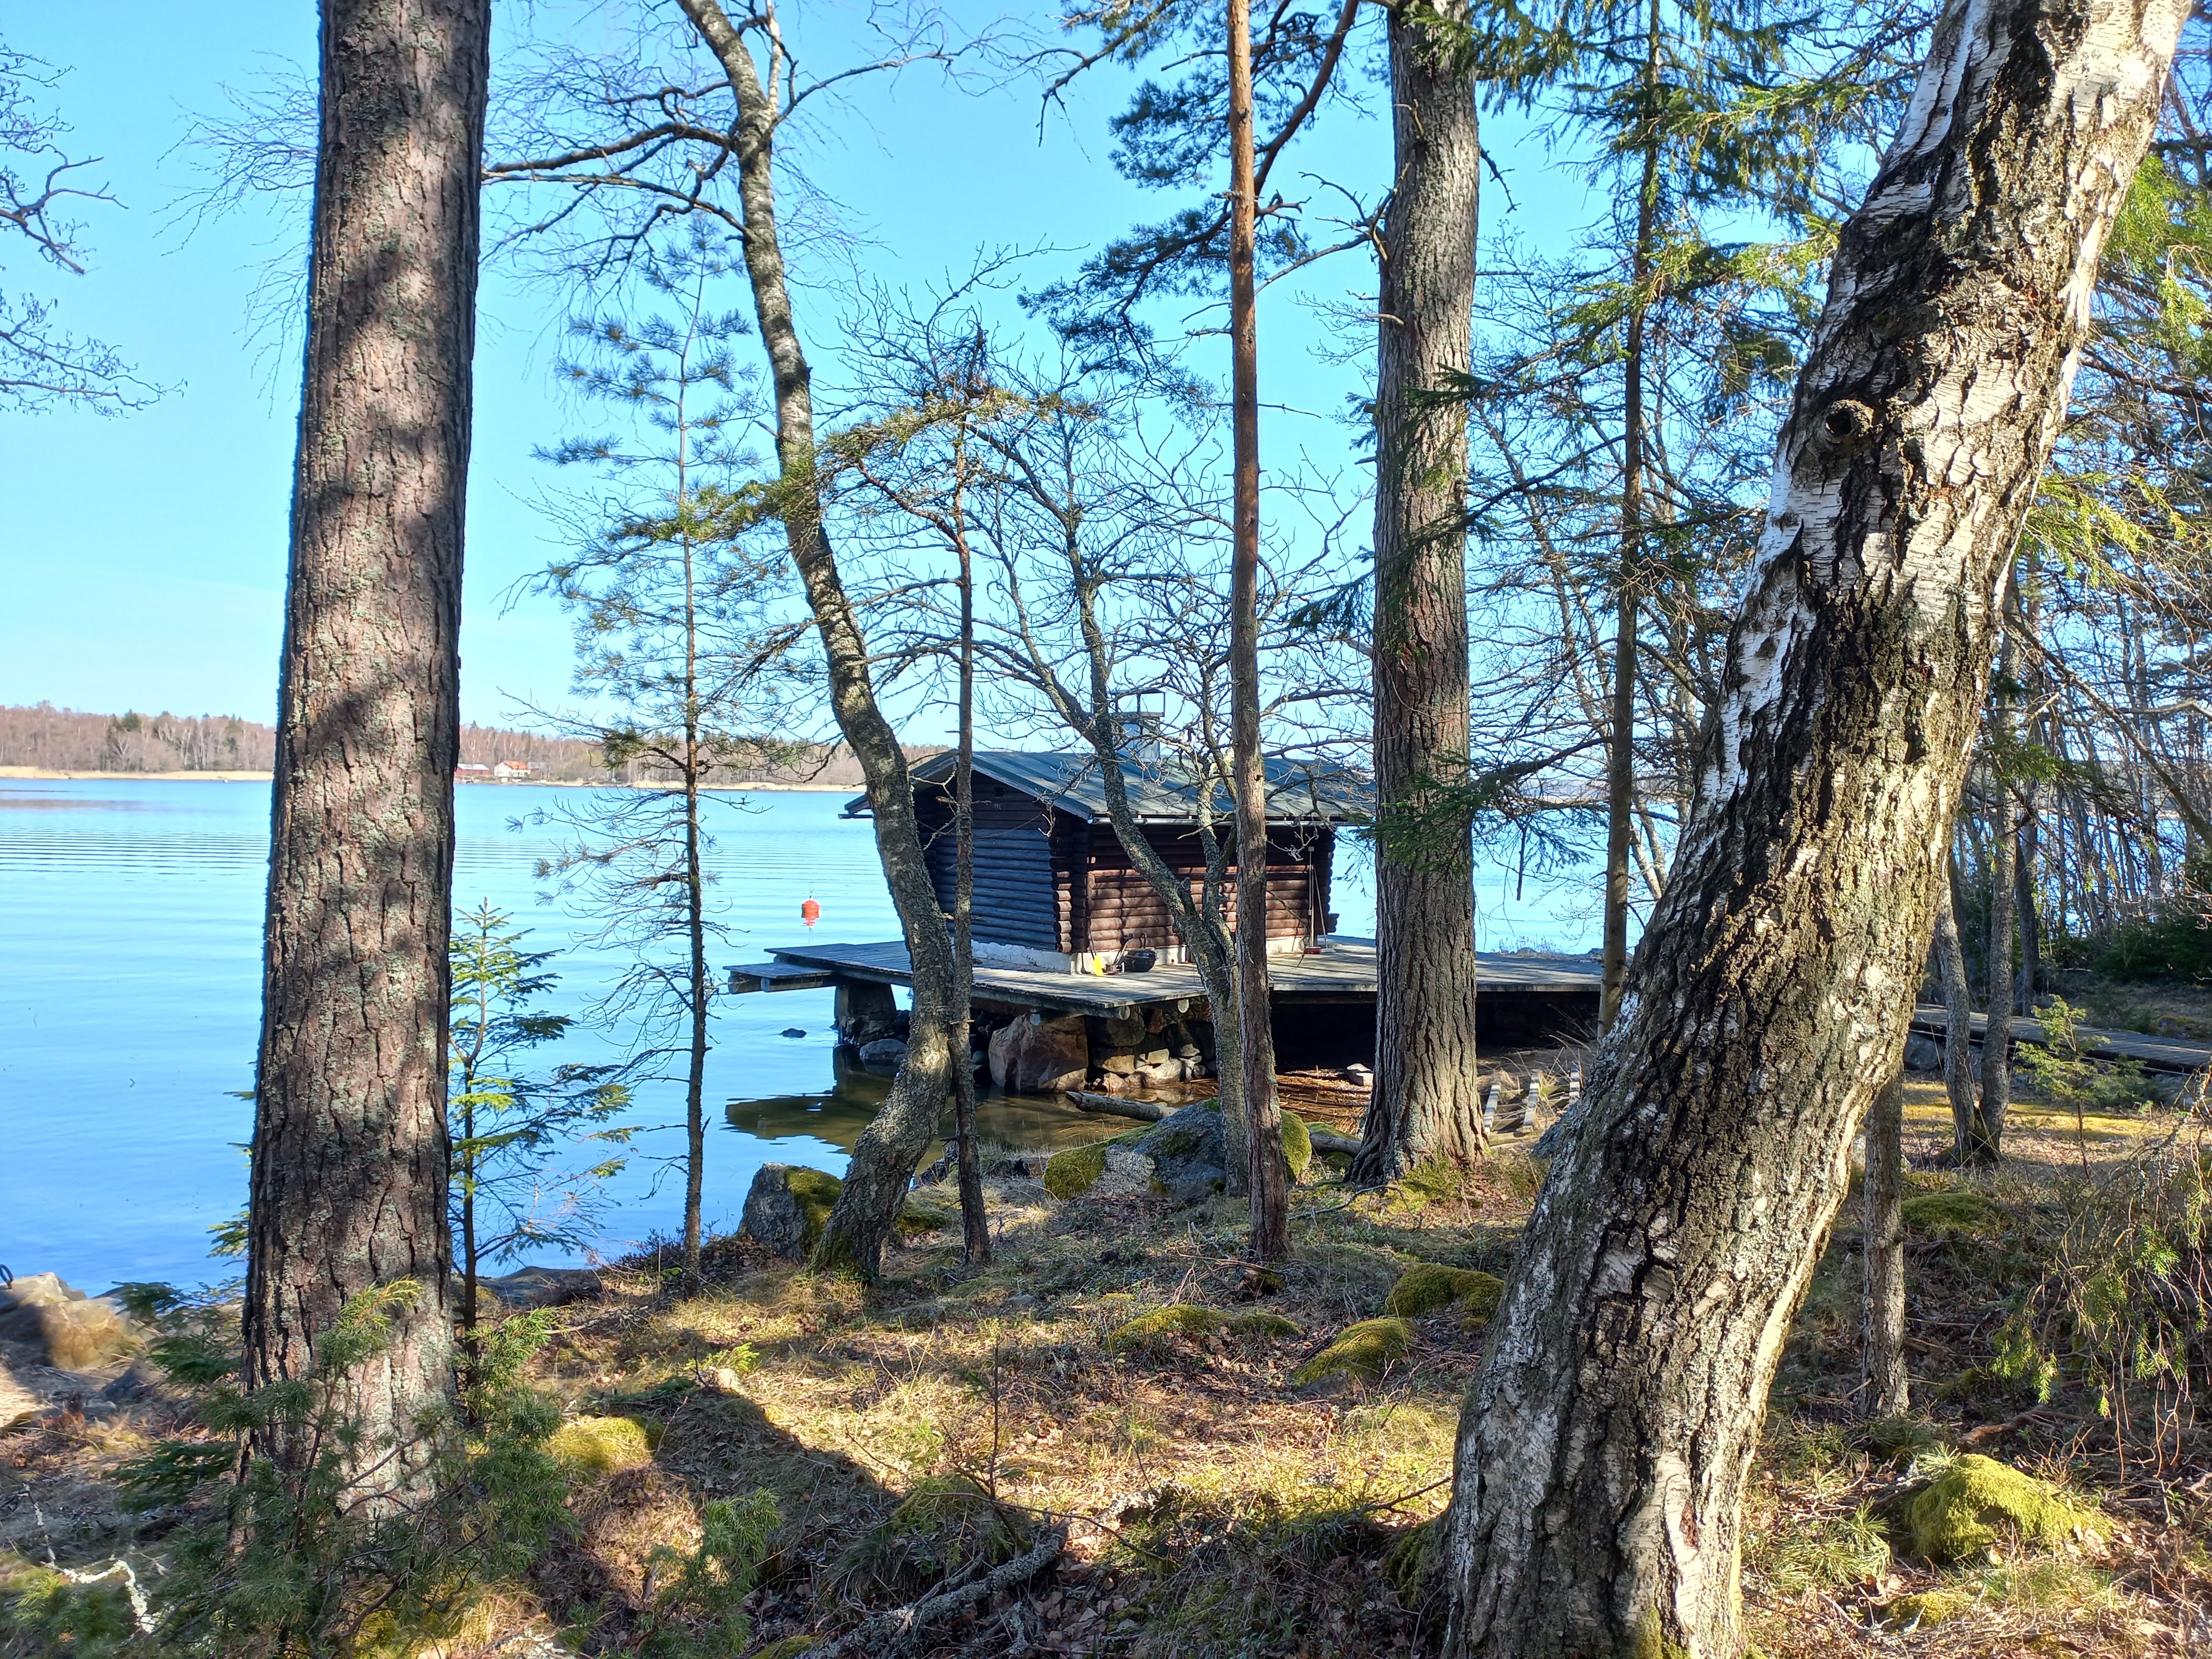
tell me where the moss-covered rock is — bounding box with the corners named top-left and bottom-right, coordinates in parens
top-left (548, 1415), bottom-right (655, 1476)
top-left (838, 1474), bottom-right (1030, 1598)
top-left (741, 1162), bottom-right (845, 1259)
top-left (1109, 1304), bottom-right (1222, 1353)
top-left (1109, 1305), bottom-right (1303, 1355)
top-left (1382, 1263), bottom-right (1505, 1322)
top-left (1290, 1317), bottom-right (1416, 1390)
top-left (1899, 1191), bottom-right (2008, 1239)
top-left (1045, 1140), bottom-right (1109, 1199)
top-left (1906, 1454), bottom-right (2105, 1560)
top-left (1879, 1589), bottom-right (1972, 1629)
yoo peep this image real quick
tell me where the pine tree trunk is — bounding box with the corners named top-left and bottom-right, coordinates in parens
top-left (1227, 0), bottom-right (1288, 1261)
top-left (1980, 786), bottom-right (2016, 1160)
top-left (1600, 0), bottom-right (1664, 1032)
top-left (677, 0), bottom-right (958, 1277)
top-left (684, 752), bottom-right (708, 1284)
top-left (1439, 0), bottom-right (2184, 1648)
top-left (245, 0), bottom-right (489, 1499)
top-left (953, 516), bottom-right (989, 1264)
top-left (1357, 0), bottom-right (1485, 1185)
top-left (1932, 879), bottom-right (1978, 1160)
top-left (1862, 1073), bottom-right (1909, 1417)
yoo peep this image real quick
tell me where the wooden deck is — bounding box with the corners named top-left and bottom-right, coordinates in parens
top-left (737, 937), bottom-right (1603, 1019)
top-left (1910, 1006), bottom-right (2212, 1076)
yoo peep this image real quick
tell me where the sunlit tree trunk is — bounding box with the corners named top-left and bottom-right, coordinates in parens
top-left (246, 0), bottom-right (489, 1499)
top-left (1227, 0), bottom-right (1289, 1260)
top-left (1358, 0), bottom-right (1485, 1184)
top-left (677, 0), bottom-right (958, 1275)
top-left (952, 450), bottom-right (989, 1264)
top-left (1440, 0), bottom-right (2185, 1647)
top-left (1599, 0), bottom-right (1664, 1032)
top-left (1932, 876), bottom-right (1978, 1159)
top-left (1862, 1073), bottom-right (1909, 1416)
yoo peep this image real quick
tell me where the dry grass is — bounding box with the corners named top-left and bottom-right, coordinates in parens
top-left (5, 1089), bottom-right (2209, 1657)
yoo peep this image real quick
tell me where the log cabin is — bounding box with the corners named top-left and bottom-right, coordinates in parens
top-left (843, 751), bottom-right (1367, 973)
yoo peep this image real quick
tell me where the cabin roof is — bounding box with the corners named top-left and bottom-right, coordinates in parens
top-left (843, 750), bottom-right (1369, 825)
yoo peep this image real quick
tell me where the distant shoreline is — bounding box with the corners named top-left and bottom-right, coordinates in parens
top-left (0, 766), bottom-right (854, 793)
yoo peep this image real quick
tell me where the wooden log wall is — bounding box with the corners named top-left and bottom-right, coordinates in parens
top-left (1081, 823), bottom-right (1332, 954)
top-left (914, 778), bottom-right (1077, 953)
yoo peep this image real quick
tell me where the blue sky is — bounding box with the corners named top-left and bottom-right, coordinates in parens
top-left (0, 1), bottom-right (1590, 731)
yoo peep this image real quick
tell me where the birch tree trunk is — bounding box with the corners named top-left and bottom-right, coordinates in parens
top-left (1981, 778), bottom-right (2017, 1161)
top-left (1933, 877), bottom-right (1979, 1159)
top-left (1862, 1073), bottom-right (1909, 1416)
top-left (676, 0), bottom-right (957, 1276)
top-left (1440, 0), bottom-right (2185, 1648)
top-left (1357, 0), bottom-right (1486, 1185)
top-left (245, 0), bottom-right (489, 1498)
top-left (1227, 0), bottom-right (1289, 1261)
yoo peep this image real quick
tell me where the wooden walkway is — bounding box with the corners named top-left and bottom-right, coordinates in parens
top-left (1910, 1006), bottom-right (2212, 1076)
top-left (735, 937), bottom-right (1602, 1020)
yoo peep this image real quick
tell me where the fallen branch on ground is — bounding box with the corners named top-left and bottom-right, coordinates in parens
top-left (789, 1524), bottom-right (1069, 1658)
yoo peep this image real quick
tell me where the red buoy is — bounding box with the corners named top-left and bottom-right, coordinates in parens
top-left (801, 896), bottom-right (821, 929)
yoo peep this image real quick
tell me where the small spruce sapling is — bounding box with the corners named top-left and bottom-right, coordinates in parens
top-left (449, 901), bottom-right (633, 1343)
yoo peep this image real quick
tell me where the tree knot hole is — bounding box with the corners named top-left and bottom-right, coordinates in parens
top-left (1815, 398), bottom-right (1878, 452)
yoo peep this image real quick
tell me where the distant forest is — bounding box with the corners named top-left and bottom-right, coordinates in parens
top-left (0, 702), bottom-right (898, 786)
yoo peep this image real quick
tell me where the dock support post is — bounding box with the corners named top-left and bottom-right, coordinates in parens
top-left (835, 980), bottom-right (900, 1047)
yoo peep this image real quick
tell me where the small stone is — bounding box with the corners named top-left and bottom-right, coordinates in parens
top-left (1903, 1032), bottom-right (1944, 1071)
top-left (1341, 1063), bottom-right (1374, 1087)
top-left (701, 1365), bottom-right (749, 1394)
top-left (1100, 1053), bottom-right (1139, 1075)
top-left (858, 1037), bottom-right (908, 1064)
top-left (780, 1027), bottom-right (807, 1039)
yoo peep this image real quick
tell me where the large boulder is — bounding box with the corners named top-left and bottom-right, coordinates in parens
top-left (479, 1265), bottom-right (604, 1311)
top-left (986, 1021), bottom-right (1023, 1089)
top-left (740, 1163), bottom-right (845, 1260)
top-left (0, 1274), bottom-right (140, 1371)
top-left (1042, 1102), bottom-right (1312, 1205)
top-left (1017, 1014), bottom-right (1089, 1093)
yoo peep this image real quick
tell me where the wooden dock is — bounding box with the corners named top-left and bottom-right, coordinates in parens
top-left (1910, 1006), bottom-right (2212, 1076)
top-left (734, 936), bottom-right (1602, 1019)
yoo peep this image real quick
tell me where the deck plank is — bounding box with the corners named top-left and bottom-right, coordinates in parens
top-left (1910, 1006), bottom-right (2212, 1075)
top-left (757, 937), bottom-right (1602, 1017)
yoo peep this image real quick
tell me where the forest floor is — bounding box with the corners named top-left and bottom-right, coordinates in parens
top-left (3, 1077), bottom-right (2209, 1657)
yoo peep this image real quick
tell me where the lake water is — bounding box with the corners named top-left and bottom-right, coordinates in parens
top-left (0, 777), bottom-right (1591, 1291)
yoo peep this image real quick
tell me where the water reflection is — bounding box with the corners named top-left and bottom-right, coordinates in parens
top-left (724, 1050), bottom-right (1127, 1160)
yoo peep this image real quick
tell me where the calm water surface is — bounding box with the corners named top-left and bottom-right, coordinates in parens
top-left (0, 776), bottom-right (1594, 1290)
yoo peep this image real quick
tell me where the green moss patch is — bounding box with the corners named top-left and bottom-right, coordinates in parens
top-left (895, 1198), bottom-right (954, 1239)
top-left (1906, 1454), bottom-right (2105, 1560)
top-left (1389, 1159), bottom-right (1471, 1211)
top-left (785, 1166), bottom-right (844, 1251)
top-left (1290, 1317), bottom-right (1416, 1390)
top-left (1281, 1111), bottom-right (1313, 1182)
top-left (1227, 1310), bottom-right (1301, 1340)
top-left (1382, 1263), bottom-right (1504, 1322)
top-left (548, 1415), bottom-right (655, 1476)
top-left (1899, 1191), bottom-right (2008, 1239)
top-left (1382, 1518), bottom-right (1441, 1597)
